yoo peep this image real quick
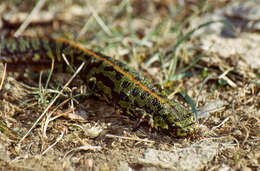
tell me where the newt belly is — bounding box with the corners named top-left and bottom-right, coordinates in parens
top-left (0, 37), bottom-right (195, 136)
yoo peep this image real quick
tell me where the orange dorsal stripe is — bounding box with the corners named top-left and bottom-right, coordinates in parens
top-left (54, 37), bottom-right (170, 107)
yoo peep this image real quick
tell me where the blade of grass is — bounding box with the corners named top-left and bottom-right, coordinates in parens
top-left (158, 52), bottom-right (167, 80)
top-left (0, 63), bottom-right (7, 91)
top-left (14, 0), bottom-right (46, 37)
top-left (180, 91), bottom-right (198, 122)
top-left (45, 58), bottom-right (55, 89)
top-left (166, 53), bottom-right (205, 81)
top-left (167, 72), bottom-right (193, 82)
top-left (89, 5), bottom-right (112, 36)
top-left (179, 53), bottom-right (205, 74)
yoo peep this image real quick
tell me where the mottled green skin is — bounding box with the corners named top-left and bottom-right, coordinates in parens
top-left (0, 37), bottom-right (195, 136)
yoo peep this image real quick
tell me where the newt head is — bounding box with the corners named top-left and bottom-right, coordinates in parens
top-left (154, 100), bottom-right (196, 137)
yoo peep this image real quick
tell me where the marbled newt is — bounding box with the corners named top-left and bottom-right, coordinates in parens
top-left (0, 37), bottom-right (195, 136)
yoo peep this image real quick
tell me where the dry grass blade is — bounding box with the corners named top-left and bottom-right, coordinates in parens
top-left (106, 134), bottom-right (155, 143)
top-left (41, 130), bottom-right (65, 155)
top-left (218, 68), bottom-right (237, 88)
top-left (209, 116), bottom-right (230, 133)
top-left (89, 5), bottom-right (112, 36)
top-left (43, 98), bottom-right (73, 138)
top-left (14, 0), bottom-right (47, 37)
top-left (64, 145), bottom-right (102, 158)
top-left (62, 54), bottom-right (75, 73)
top-left (0, 63), bottom-right (7, 90)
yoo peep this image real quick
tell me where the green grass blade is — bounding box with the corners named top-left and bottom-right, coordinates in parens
top-left (180, 91), bottom-right (198, 122)
top-left (179, 52), bottom-right (205, 74)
